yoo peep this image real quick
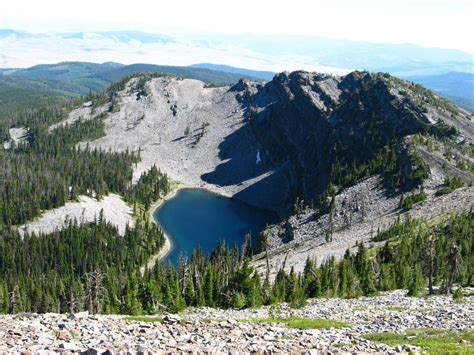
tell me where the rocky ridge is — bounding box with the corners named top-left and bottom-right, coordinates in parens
top-left (253, 179), bottom-right (473, 278)
top-left (69, 71), bottom-right (473, 212)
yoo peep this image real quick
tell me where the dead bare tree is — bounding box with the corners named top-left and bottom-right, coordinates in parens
top-left (281, 248), bottom-right (293, 272)
top-left (178, 255), bottom-right (190, 294)
top-left (445, 242), bottom-right (463, 294)
top-left (422, 234), bottom-right (436, 295)
top-left (84, 270), bottom-right (107, 314)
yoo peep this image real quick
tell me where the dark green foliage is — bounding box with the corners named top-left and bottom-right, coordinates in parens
top-left (423, 122), bottom-right (458, 139)
top-left (0, 218), bottom-right (163, 278)
top-left (399, 191), bottom-right (428, 210)
top-left (407, 266), bottom-right (424, 296)
top-left (0, 218), bottom-right (164, 314)
top-left (0, 81), bottom-right (68, 140)
top-left (330, 144), bottom-right (399, 189)
top-left (452, 287), bottom-right (465, 302)
top-left (435, 176), bottom-right (464, 196)
top-left (0, 115), bottom-right (138, 226)
top-left (125, 165), bottom-right (170, 212)
top-left (374, 216), bottom-right (419, 242)
top-left (0, 92), bottom-right (77, 142)
top-left (0, 210), bottom-right (471, 314)
top-left (407, 151), bottom-right (430, 187)
top-left (300, 211), bottom-right (472, 299)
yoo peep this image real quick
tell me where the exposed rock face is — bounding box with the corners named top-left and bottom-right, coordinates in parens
top-left (83, 77), bottom-right (261, 202)
top-left (80, 71), bottom-right (473, 216)
top-left (233, 71), bottom-right (473, 214)
top-left (1, 290), bottom-right (472, 354)
top-left (18, 194), bottom-right (134, 237)
top-left (2, 126), bottom-right (31, 150)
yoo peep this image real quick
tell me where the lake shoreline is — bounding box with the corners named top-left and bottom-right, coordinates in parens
top-left (141, 183), bottom-right (278, 272)
top-left (142, 183), bottom-right (234, 272)
top-left (140, 182), bottom-right (185, 273)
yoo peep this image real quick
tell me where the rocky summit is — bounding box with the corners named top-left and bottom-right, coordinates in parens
top-left (84, 72), bottom-right (473, 212)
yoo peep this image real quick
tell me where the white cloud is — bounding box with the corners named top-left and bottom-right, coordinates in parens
top-left (1, 0), bottom-right (473, 53)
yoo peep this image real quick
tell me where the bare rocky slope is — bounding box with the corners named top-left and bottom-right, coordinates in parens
top-left (1, 290), bottom-right (473, 353)
top-left (53, 71), bottom-right (473, 275)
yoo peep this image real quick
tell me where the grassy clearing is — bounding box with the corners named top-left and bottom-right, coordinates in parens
top-left (69, 330), bottom-right (80, 338)
top-left (364, 328), bottom-right (474, 354)
top-left (247, 317), bottom-right (350, 330)
top-left (124, 315), bottom-right (162, 323)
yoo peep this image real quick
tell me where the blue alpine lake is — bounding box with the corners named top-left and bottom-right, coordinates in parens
top-left (154, 188), bottom-right (279, 264)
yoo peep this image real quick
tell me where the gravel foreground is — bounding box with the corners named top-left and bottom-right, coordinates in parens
top-left (0, 290), bottom-right (472, 354)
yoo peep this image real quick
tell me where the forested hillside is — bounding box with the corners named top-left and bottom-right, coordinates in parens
top-left (0, 208), bottom-right (471, 314)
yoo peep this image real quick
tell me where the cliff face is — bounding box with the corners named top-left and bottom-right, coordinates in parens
top-left (233, 71), bottom-right (473, 275)
top-left (218, 71), bottom-right (473, 214)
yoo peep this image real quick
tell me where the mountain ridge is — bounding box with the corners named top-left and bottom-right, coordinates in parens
top-left (3, 67), bottom-right (472, 276)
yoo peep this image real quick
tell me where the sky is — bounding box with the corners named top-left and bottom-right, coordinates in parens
top-left (1, 0), bottom-right (473, 54)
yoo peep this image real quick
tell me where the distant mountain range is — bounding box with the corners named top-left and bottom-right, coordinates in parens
top-left (1, 60), bottom-right (472, 112)
top-left (1, 29), bottom-right (473, 76)
top-left (0, 62), bottom-right (266, 99)
top-left (405, 72), bottom-right (474, 111)
top-left (1, 29), bottom-right (473, 110)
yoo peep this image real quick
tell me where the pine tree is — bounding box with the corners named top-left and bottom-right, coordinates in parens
top-left (407, 266), bottom-right (424, 297)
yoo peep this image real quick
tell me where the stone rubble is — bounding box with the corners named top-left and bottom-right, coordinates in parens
top-left (0, 290), bottom-right (472, 354)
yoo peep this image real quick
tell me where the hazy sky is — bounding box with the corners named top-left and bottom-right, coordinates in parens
top-left (1, 0), bottom-right (473, 54)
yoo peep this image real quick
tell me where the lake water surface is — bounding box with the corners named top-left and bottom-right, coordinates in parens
top-left (154, 188), bottom-right (279, 264)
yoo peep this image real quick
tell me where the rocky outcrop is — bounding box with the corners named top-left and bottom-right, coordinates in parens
top-left (18, 194), bottom-right (134, 237)
top-left (2, 127), bottom-right (31, 150)
top-left (254, 178), bottom-right (473, 277)
top-left (237, 71), bottom-right (473, 214)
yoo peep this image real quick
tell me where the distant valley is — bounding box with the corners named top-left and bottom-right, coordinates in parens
top-left (405, 72), bottom-right (474, 111)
